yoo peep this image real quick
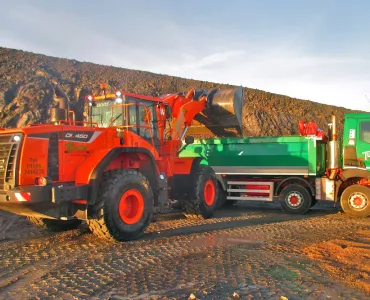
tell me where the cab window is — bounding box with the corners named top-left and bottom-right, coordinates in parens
top-left (360, 122), bottom-right (370, 143)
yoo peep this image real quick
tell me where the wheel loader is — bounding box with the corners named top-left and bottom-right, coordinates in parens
top-left (0, 84), bottom-right (244, 241)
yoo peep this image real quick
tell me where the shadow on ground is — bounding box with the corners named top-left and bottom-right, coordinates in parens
top-left (143, 200), bottom-right (339, 241)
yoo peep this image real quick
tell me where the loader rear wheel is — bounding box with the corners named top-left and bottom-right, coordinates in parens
top-left (340, 185), bottom-right (370, 218)
top-left (279, 184), bottom-right (312, 215)
top-left (182, 165), bottom-right (218, 219)
top-left (27, 217), bottom-right (82, 232)
top-left (87, 169), bottom-right (153, 242)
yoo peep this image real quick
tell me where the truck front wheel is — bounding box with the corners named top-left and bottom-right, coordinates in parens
top-left (87, 169), bottom-right (154, 242)
top-left (340, 185), bottom-right (370, 218)
top-left (182, 165), bottom-right (218, 219)
top-left (279, 184), bottom-right (312, 215)
top-left (27, 217), bottom-right (82, 232)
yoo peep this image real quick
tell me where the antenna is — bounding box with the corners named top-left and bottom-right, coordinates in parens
top-left (366, 95), bottom-right (370, 104)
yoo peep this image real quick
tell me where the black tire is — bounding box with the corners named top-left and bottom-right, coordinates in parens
top-left (216, 183), bottom-right (227, 209)
top-left (182, 165), bottom-right (218, 219)
top-left (279, 184), bottom-right (312, 215)
top-left (87, 169), bottom-right (154, 242)
top-left (27, 217), bottom-right (82, 232)
top-left (223, 200), bottom-right (238, 207)
top-left (216, 186), bottom-right (237, 208)
top-left (340, 184), bottom-right (370, 218)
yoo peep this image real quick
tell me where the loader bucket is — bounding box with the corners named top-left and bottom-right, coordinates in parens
top-left (187, 87), bottom-right (245, 138)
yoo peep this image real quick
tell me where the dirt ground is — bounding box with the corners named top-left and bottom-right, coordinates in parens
top-left (0, 201), bottom-right (369, 300)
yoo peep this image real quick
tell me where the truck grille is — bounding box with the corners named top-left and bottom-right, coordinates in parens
top-left (0, 134), bottom-right (22, 194)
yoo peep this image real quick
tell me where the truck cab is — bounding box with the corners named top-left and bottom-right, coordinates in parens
top-left (342, 113), bottom-right (370, 170)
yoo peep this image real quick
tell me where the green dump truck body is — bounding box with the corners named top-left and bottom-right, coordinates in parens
top-left (179, 136), bottom-right (327, 177)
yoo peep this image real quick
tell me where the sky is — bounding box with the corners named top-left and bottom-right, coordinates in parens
top-left (0, 0), bottom-right (370, 111)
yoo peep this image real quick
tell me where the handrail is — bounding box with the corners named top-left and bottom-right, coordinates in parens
top-left (68, 110), bottom-right (76, 125)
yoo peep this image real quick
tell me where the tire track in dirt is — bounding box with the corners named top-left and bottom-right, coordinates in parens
top-left (0, 209), bottom-right (369, 299)
top-left (0, 227), bottom-right (115, 295)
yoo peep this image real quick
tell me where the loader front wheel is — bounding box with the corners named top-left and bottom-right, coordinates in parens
top-left (27, 217), bottom-right (82, 232)
top-left (279, 184), bottom-right (312, 215)
top-left (87, 169), bottom-right (154, 242)
top-left (182, 165), bottom-right (218, 219)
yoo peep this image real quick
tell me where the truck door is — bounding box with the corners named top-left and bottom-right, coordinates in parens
top-left (355, 119), bottom-right (370, 167)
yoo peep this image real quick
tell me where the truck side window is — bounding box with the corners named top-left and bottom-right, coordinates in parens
top-left (360, 122), bottom-right (370, 143)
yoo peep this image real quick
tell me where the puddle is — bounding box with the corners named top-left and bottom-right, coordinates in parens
top-left (188, 233), bottom-right (263, 249)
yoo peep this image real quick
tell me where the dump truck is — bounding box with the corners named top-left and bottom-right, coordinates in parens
top-left (0, 85), bottom-right (244, 241)
top-left (178, 113), bottom-right (370, 218)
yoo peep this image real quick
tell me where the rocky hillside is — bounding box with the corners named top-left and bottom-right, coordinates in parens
top-left (0, 47), bottom-right (362, 137)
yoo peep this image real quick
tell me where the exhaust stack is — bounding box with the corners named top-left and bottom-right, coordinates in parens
top-left (50, 86), bottom-right (70, 125)
top-left (328, 114), bottom-right (339, 178)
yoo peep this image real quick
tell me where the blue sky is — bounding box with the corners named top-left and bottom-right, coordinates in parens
top-left (1, 0), bottom-right (370, 111)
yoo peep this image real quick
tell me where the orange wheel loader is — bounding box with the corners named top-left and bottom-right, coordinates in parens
top-left (0, 84), bottom-right (243, 241)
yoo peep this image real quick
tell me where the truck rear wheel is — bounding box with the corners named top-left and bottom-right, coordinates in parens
top-left (27, 217), bottom-right (82, 232)
top-left (340, 185), bottom-right (370, 218)
top-left (87, 169), bottom-right (154, 242)
top-left (279, 184), bottom-right (312, 215)
top-left (182, 165), bottom-right (218, 219)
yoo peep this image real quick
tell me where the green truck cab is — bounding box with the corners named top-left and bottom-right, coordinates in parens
top-left (179, 113), bottom-right (370, 218)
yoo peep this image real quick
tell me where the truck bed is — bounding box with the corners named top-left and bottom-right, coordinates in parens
top-left (179, 136), bottom-right (326, 177)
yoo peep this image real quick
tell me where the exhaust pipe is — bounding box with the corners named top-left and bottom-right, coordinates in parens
top-left (332, 114), bottom-right (337, 141)
top-left (50, 85), bottom-right (70, 124)
top-left (328, 114), bottom-right (339, 179)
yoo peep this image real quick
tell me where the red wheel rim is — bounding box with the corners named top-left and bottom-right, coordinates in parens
top-left (349, 192), bottom-right (368, 210)
top-left (286, 192), bottom-right (303, 208)
top-left (118, 189), bottom-right (144, 224)
top-left (204, 180), bottom-right (216, 206)
top-left (353, 197), bottom-right (364, 206)
top-left (289, 196), bottom-right (299, 205)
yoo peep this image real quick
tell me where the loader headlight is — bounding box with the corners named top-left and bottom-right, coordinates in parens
top-left (13, 135), bottom-right (21, 142)
top-left (115, 98), bottom-right (123, 104)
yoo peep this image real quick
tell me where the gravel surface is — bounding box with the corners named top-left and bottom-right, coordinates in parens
top-left (0, 201), bottom-right (369, 300)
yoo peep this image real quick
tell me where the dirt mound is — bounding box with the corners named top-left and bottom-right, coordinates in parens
top-left (303, 229), bottom-right (370, 295)
top-left (0, 46), bottom-right (362, 137)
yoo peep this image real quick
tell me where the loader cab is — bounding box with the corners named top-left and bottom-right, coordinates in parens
top-left (343, 113), bottom-right (370, 170)
top-left (86, 92), bottom-right (160, 148)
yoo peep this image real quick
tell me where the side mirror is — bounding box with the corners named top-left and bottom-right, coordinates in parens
top-left (185, 136), bottom-right (194, 145)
